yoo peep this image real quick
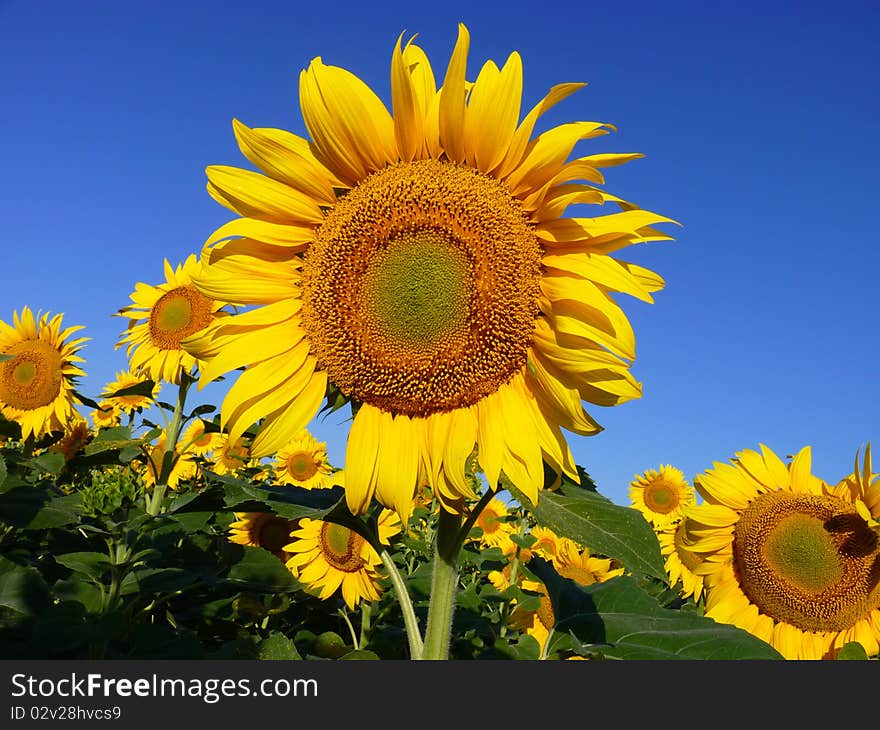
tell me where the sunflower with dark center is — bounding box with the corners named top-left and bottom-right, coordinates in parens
top-left (629, 464), bottom-right (694, 528)
top-left (182, 24), bottom-right (674, 520)
top-left (228, 513), bottom-right (300, 562)
top-left (684, 443), bottom-right (880, 659)
top-left (272, 429), bottom-right (334, 488)
top-left (284, 509), bottom-right (402, 610)
top-left (116, 254), bottom-right (230, 385)
top-left (0, 307), bottom-right (87, 441)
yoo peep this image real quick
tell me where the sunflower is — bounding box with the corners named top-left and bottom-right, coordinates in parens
top-left (553, 537), bottom-right (625, 584)
top-left (139, 432), bottom-right (197, 490)
top-left (228, 512), bottom-right (300, 561)
top-left (179, 418), bottom-right (223, 456)
top-left (47, 417), bottom-right (91, 462)
top-left (685, 443), bottom-right (880, 659)
top-left (509, 578), bottom-right (556, 655)
top-left (91, 400), bottom-right (122, 430)
top-left (629, 464), bottom-right (695, 528)
top-left (285, 508), bottom-right (402, 610)
top-left (0, 307), bottom-right (87, 441)
top-left (649, 516), bottom-right (705, 602)
top-left (182, 24), bottom-right (673, 521)
top-left (102, 369), bottom-right (162, 414)
top-left (469, 497), bottom-right (514, 549)
top-left (272, 429), bottom-right (334, 488)
top-left (116, 254), bottom-right (229, 384)
top-left (211, 433), bottom-right (252, 475)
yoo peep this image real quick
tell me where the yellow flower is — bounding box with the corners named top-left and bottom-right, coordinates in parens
top-left (687, 443), bottom-right (880, 659)
top-left (470, 497), bottom-right (514, 549)
top-left (285, 509), bottom-right (401, 610)
top-left (211, 433), bottom-right (251, 475)
top-left (827, 443), bottom-right (880, 524)
top-left (47, 417), bottom-right (91, 461)
top-left (183, 24), bottom-right (673, 521)
top-left (179, 418), bottom-right (223, 457)
top-left (272, 429), bottom-right (334, 488)
top-left (509, 578), bottom-right (556, 655)
top-left (629, 464), bottom-right (695, 527)
top-left (139, 432), bottom-right (197, 490)
top-left (102, 369), bottom-right (161, 414)
top-left (116, 254), bottom-right (229, 384)
top-left (91, 400), bottom-right (122, 430)
top-left (228, 512), bottom-right (299, 561)
top-left (553, 537), bottom-right (625, 584)
top-left (0, 307), bottom-right (87, 441)
top-left (655, 519), bottom-right (706, 602)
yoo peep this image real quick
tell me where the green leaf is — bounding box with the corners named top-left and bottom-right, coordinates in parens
top-left (225, 545), bottom-right (299, 592)
top-left (188, 404), bottom-right (216, 418)
top-left (0, 558), bottom-right (50, 615)
top-left (836, 642), bottom-right (869, 660)
top-left (258, 632), bottom-right (303, 660)
top-left (72, 390), bottom-right (101, 409)
top-left (52, 578), bottom-right (104, 613)
top-left (32, 452), bottom-right (65, 475)
top-left (0, 454), bottom-right (6, 489)
top-left (509, 479), bottom-right (666, 580)
top-left (103, 379), bottom-right (156, 399)
top-left (530, 561), bottom-right (783, 660)
top-left (0, 488), bottom-right (81, 529)
top-left (55, 552), bottom-right (112, 580)
top-left (208, 470), bottom-right (345, 520)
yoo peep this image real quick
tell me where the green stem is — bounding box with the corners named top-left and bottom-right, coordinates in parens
top-left (359, 602), bottom-right (372, 648)
top-left (338, 608), bottom-right (360, 650)
top-left (379, 549), bottom-right (423, 659)
top-left (147, 373), bottom-right (192, 516)
top-left (421, 509), bottom-right (463, 660)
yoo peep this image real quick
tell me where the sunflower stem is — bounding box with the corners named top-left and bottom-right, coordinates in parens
top-left (147, 373), bottom-right (192, 516)
top-left (379, 548), bottom-right (423, 659)
top-left (421, 509), bottom-right (463, 660)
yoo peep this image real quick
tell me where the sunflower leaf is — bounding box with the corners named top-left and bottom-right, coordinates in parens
top-left (224, 545), bottom-right (299, 591)
top-left (258, 631), bottom-right (302, 660)
top-left (508, 478), bottom-right (666, 580)
top-left (529, 561), bottom-right (783, 660)
top-left (103, 380), bottom-right (156, 399)
top-left (836, 641), bottom-right (869, 660)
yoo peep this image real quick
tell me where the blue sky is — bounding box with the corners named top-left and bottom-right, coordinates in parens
top-left (1, 0), bottom-right (877, 507)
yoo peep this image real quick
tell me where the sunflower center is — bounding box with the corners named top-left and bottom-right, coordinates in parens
top-left (287, 451), bottom-right (318, 482)
top-left (0, 340), bottom-right (64, 410)
top-left (257, 516), bottom-right (294, 555)
top-left (733, 491), bottom-right (880, 632)
top-left (319, 522), bottom-right (367, 573)
top-left (645, 481), bottom-right (680, 514)
top-left (149, 286), bottom-right (214, 350)
top-left (302, 159), bottom-right (542, 417)
top-left (478, 509), bottom-right (503, 535)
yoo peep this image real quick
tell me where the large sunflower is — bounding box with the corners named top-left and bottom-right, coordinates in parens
top-left (0, 307), bottom-right (87, 441)
top-left (685, 443), bottom-right (880, 659)
top-left (285, 509), bottom-right (402, 610)
top-left (183, 25), bottom-right (673, 520)
top-left (116, 254), bottom-right (229, 384)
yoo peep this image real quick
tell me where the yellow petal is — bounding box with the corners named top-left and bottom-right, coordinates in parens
top-left (438, 23), bottom-right (470, 164)
top-left (232, 119), bottom-right (341, 203)
top-left (375, 412), bottom-right (420, 522)
top-left (299, 58), bottom-right (397, 185)
top-left (250, 370), bottom-right (327, 457)
top-left (495, 82), bottom-right (586, 179)
top-left (391, 34), bottom-right (429, 162)
top-left (205, 165), bottom-right (325, 224)
top-left (345, 404), bottom-right (382, 515)
top-left (526, 356), bottom-right (602, 437)
top-left (464, 52), bottom-right (522, 173)
top-left (204, 217), bottom-right (315, 251)
top-left (504, 121), bottom-right (612, 196)
top-left (543, 252), bottom-right (662, 303)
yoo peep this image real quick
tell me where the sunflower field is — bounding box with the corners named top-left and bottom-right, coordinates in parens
top-left (1, 24), bottom-right (878, 663)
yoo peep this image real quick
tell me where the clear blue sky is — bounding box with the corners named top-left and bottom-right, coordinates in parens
top-left (2, 0), bottom-right (877, 507)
